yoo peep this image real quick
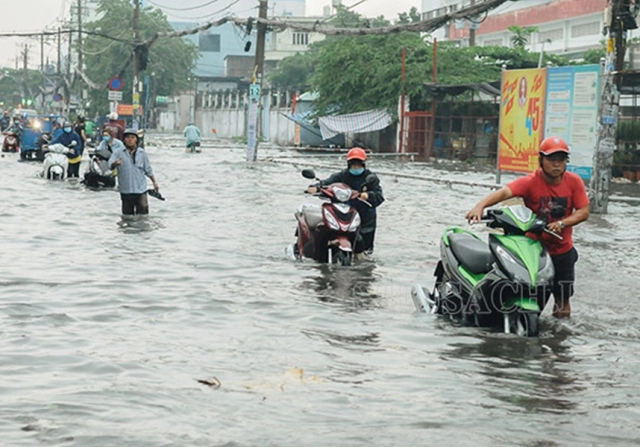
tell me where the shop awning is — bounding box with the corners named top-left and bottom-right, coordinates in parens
top-left (318, 109), bottom-right (392, 140)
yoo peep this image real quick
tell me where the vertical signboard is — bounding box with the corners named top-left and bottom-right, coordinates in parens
top-left (498, 68), bottom-right (547, 173)
top-left (246, 82), bottom-right (261, 162)
top-left (545, 64), bottom-right (600, 179)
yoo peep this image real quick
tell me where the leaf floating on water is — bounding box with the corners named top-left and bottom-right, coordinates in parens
top-left (196, 376), bottom-right (221, 388)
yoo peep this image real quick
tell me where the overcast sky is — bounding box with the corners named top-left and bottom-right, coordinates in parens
top-left (0, 0), bottom-right (421, 70)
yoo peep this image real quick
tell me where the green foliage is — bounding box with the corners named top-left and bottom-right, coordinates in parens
top-left (83, 0), bottom-right (198, 115)
top-left (396, 7), bottom-right (422, 25)
top-left (508, 25), bottom-right (538, 48)
top-left (0, 69), bottom-right (45, 110)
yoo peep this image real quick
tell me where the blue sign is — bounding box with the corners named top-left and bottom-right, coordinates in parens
top-left (544, 65), bottom-right (600, 180)
top-left (52, 93), bottom-right (62, 102)
top-left (108, 76), bottom-right (123, 91)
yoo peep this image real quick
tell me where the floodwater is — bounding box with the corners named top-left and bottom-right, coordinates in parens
top-left (1, 135), bottom-right (639, 447)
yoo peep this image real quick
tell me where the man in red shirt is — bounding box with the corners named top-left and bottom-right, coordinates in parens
top-left (466, 136), bottom-right (590, 318)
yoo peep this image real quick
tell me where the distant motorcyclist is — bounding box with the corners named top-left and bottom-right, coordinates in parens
top-left (74, 115), bottom-right (87, 152)
top-left (47, 120), bottom-right (83, 178)
top-left (307, 147), bottom-right (384, 254)
top-left (102, 112), bottom-right (124, 142)
top-left (0, 111), bottom-right (10, 132)
top-left (183, 122), bottom-right (201, 152)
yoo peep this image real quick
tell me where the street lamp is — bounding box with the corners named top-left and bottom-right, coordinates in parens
top-left (538, 38), bottom-right (552, 68)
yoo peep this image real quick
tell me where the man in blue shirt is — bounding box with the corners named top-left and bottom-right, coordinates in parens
top-left (48, 120), bottom-right (83, 178)
top-left (108, 128), bottom-right (159, 215)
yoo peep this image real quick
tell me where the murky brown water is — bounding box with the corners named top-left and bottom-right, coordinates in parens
top-left (1, 134), bottom-right (639, 446)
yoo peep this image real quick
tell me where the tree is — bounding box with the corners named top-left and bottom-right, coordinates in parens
top-left (508, 25), bottom-right (538, 48)
top-left (396, 7), bottom-right (422, 25)
top-left (0, 69), bottom-right (45, 110)
top-left (83, 0), bottom-right (198, 116)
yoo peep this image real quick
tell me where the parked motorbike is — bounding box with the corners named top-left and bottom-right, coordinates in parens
top-left (83, 146), bottom-right (116, 188)
top-left (411, 205), bottom-right (560, 337)
top-left (41, 142), bottom-right (75, 181)
top-left (2, 129), bottom-right (19, 153)
top-left (186, 140), bottom-right (201, 153)
top-left (287, 169), bottom-right (370, 266)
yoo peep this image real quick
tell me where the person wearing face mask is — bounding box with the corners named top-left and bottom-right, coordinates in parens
top-left (46, 120), bottom-right (84, 178)
top-left (307, 147), bottom-right (384, 254)
top-left (466, 136), bottom-right (590, 319)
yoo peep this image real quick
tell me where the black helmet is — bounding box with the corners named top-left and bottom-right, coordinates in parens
top-left (123, 128), bottom-right (139, 142)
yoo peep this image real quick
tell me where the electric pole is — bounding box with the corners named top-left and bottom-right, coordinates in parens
top-left (57, 27), bottom-right (61, 75)
top-left (22, 45), bottom-right (29, 103)
top-left (41, 34), bottom-right (46, 112)
top-left (133, 0), bottom-right (141, 130)
top-left (590, 0), bottom-right (637, 213)
top-left (78, 0), bottom-right (84, 113)
top-left (246, 0), bottom-right (268, 162)
top-left (469, 0), bottom-right (476, 46)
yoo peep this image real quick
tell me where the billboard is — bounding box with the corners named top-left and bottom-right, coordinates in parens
top-left (545, 65), bottom-right (600, 179)
top-left (498, 68), bottom-right (547, 173)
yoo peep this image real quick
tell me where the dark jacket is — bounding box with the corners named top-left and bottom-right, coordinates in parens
top-left (317, 168), bottom-right (384, 228)
top-left (50, 131), bottom-right (83, 158)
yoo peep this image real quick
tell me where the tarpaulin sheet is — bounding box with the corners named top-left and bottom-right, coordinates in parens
top-left (318, 109), bottom-right (392, 140)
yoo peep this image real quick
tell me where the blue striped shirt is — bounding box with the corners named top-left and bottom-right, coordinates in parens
top-left (108, 146), bottom-right (154, 194)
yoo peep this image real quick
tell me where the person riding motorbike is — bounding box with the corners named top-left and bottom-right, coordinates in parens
top-left (307, 147), bottom-right (384, 254)
top-left (102, 112), bottom-right (124, 142)
top-left (0, 111), bottom-right (11, 132)
top-left (183, 122), bottom-right (201, 152)
top-left (466, 136), bottom-right (590, 319)
top-left (46, 120), bottom-right (83, 178)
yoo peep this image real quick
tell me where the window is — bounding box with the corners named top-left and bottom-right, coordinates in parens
top-left (199, 34), bottom-right (221, 52)
top-left (292, 32), bottom-right (309, 46)
top-left (538, 28), bottom-right (563, 43)
top-left (571, 21), bottom-right (600, 38)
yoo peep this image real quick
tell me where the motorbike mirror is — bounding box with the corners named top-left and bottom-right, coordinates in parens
top-left (301, 169), bottom-right (316, 179)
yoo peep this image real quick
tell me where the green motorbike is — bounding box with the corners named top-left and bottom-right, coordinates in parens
top-left (412, 205), bottom-right (559, 337)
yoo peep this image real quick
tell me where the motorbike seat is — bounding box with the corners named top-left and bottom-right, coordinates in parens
top-left (301, 203), bottom-right (323, 230)
top-left (448, 233), bottom-right (494, 275)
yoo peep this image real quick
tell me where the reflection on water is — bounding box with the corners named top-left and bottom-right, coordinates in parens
top-left (1, 137), bottom-right (640, 446)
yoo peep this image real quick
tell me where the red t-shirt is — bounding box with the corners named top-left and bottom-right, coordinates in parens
top-left (507, 169), bottom-right (589, 256)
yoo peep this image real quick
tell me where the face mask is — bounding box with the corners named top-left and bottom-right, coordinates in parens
top-left (103, 136), bottom-right (111, 142)
top-left (63, 127), bottom-right (72, 133)
top-left (349, 167), bottom-right (365, 176)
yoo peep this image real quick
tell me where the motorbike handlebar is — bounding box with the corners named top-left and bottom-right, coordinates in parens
top-left (543, 228), bottom-right (564, 240)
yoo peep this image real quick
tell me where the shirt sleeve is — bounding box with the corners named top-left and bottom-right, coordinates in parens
top-left (507, 174), bottom-right (533, 198)
top-left (108, 148), bottom-right (120, 166)
top-left (142, 152), bottom-right (154, 177)
top-left (572, 176), bottom-right (590, 210)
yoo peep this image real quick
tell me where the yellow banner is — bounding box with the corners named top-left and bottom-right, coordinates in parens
top-left (498, 68), bottom-right (547, 173)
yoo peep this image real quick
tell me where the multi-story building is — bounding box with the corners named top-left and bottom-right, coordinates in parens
top-left (422, 0), bottom-right (606, 58)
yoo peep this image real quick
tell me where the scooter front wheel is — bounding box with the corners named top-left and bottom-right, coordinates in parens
top-left (333, 250), bottom-right (352, 266)
top-left (506, 310), bottom-right (539, 337)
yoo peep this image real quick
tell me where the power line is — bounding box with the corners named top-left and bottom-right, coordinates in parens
top-left (147, 0), bottom-right (222, 12)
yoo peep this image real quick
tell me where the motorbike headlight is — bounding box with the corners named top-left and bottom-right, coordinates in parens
top-left (537, 252), bottom-right (554, 285)
top-left (323, 208), bottom-right (340, 231)
top-left (333, 186), bottom-right (351, 203)
top-left (495, 245), bottom-right (532, 285)
top-left (348, 212), bottom-right (361, 232)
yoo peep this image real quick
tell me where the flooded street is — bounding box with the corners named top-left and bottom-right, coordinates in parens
top-left (1, 134), bottom-right (639, 447)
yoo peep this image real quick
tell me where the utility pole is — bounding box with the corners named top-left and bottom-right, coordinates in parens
top-left (590, 0), bottom-right (637, 214)
top-left (78, 0), bottom-right (84, 113)
top-left (57, 27), bottom-right (62, 75)
top-left (41, 33), bottom-right (46, 112)
top-left (469, 0), bottom-right (476, 46)
top-left (22, 45), bottom-right (29, 103)
top-left (246, 0), bottom-right (268, 162)
top-left (133, 0), bottom-right (142, 130)
top-left (66, 24), bottom-right (73, 115)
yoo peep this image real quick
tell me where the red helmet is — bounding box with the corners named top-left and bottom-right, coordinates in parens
top-left (539, 136), bottom-right (570, 156)
top-left (346, 147), bottom-right (367, 162)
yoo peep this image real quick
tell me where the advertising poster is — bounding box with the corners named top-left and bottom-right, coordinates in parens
top-left (545, 65), bottom-right (600, 179)
top-left (498, 68), bottom-right (547, 173)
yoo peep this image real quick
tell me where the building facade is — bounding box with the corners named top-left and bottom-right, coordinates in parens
top-left (422, 0), bottom-right (606, 58)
